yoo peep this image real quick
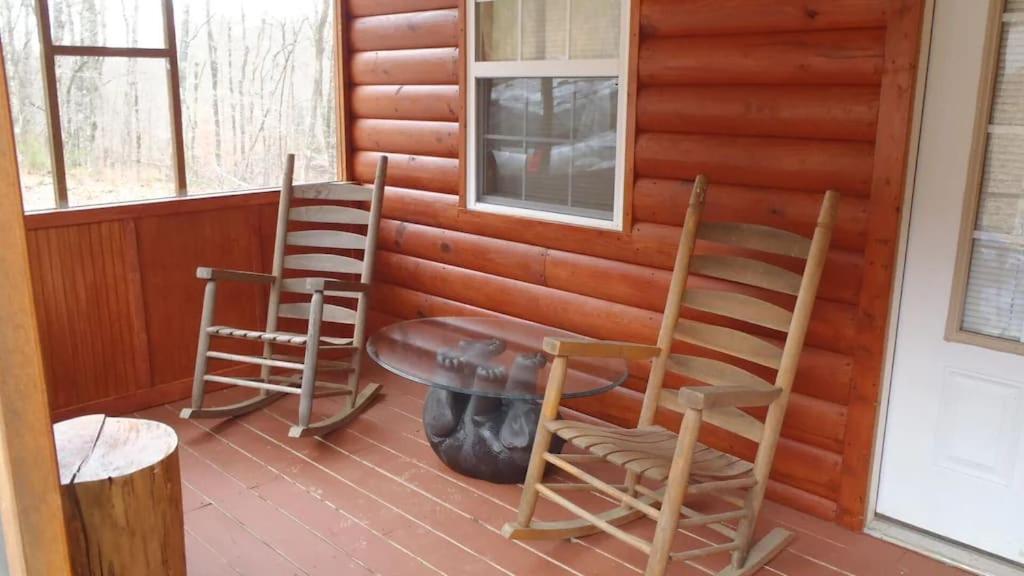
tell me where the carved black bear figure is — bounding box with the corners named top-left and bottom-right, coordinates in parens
top-left (423, 339), bottom-right (563, 483)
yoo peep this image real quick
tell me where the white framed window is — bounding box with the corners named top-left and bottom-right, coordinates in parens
top-left (466, 0), bottom-right (630, 230)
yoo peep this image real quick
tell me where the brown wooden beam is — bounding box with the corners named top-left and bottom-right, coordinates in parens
top-left (50, 45), bottom-right (172, 58)
top-left (33, 0), bottom-right (68, 208)
top-left (838, 0), bottom-right (928, 530)
top-left (0, 38), bottom-right (73, 575)
top-left (162, 0), bottom-right (188, 195)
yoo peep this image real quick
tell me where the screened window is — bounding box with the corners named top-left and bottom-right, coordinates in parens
top-left (955, 1), bottom-right (1024, 346)
top-left (467, 0), bottom-right (628, 229)
top-left (0, 0), bottom-right (336, 211)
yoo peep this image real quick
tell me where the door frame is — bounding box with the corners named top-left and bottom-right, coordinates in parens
top-left (866, 1), bottom-right (1024, 574)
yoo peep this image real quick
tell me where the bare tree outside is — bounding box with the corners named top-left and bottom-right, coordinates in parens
top-left (0, 0), bottom-right (337, 210)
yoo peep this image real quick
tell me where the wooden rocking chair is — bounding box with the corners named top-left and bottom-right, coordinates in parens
top-left (180, 154), bottom-right (388, 437)
top-left (503, 177), bottom-right (838, 576)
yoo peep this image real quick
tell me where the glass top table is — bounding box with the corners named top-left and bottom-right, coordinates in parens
top-left (367, 317), bottom-right (629, 483)
top-left (366, 316), bottom-right (629, 401)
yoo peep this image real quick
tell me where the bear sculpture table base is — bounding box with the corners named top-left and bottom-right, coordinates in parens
top-left (422, 338), bottom-right (564, 484)
top-left (366, 317), bottom-right (629, 484)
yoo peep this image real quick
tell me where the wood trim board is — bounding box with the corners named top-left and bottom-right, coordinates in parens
top-left (0, 38), bottom-right (73, 575)
top-left (837, 0), bottom-right (928, 529)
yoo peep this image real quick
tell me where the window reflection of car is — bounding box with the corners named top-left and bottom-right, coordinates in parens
top-left (482, 78), bottom-right (618, 204)
top-left (486, 130), bottom-right (616, 181)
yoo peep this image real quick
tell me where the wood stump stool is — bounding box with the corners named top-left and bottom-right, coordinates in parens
top-left (54, 414), bottom-right (186, 575)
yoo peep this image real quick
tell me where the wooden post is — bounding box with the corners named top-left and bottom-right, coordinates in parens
top-left (0, 38), bottom-right (73, 575)
top-left (55, 415), bottom-right (186, 576)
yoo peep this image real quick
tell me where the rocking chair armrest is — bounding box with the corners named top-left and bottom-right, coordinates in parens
top-left (542, 338), bottom-right (661, 360)
top-left (305, 278), bottom-right (370, 293)
top-left (678, 385), bottom-right (783, 411)
top-left (196, 267), bottom-right (276, 285)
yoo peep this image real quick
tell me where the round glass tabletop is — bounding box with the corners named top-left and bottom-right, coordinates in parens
top-left (367, 317), bottom-right (629, 401)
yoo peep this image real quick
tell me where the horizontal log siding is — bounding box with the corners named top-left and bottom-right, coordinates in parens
top-left (346, 0), bottom-right (917, 527)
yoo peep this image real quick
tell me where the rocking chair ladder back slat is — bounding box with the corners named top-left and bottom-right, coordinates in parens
top-left (503, 175), bottom-right (839, 576)
top-left (181, 153), bottom-right (388, 437)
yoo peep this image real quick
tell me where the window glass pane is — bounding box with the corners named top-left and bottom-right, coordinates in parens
top-left (522, 0), bottom-right (567, 61)
top-left (962, 239), bottom-right (1024, 341)
top-left (56, 56), bottom-right (175, 206)
top-left (524, 78), bottom-right (569, 206)
top-left (962, 7), bottom-right (1024, 343)
top-left (50, 0), bottom-right (165, 48)
top-left (571, 78), bottom-right (617, 213)
top-left (992, 24), bottom-right (1024, 126)
top-left (570, 0), bottom-right (620, 59)
top-left (477, 0), bottom-right (518, 61)
top-left (484, 78), bottom-right (526, 137)
top-left (175, 0), bottom-right (336, 193)
top-left (480, 139), bottom-right (525, 204)
top-left (0, 0), bottom-right (56, 210)
top-left (976, 132), bottom-right (1024, 236)
top-left (479, 77), bottom-right (616, 220)
top-left (526, 78), bottom-right (571, 139)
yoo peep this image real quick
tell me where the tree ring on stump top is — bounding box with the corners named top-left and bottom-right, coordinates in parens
top-left (54, 414), bottom-right (179, 485)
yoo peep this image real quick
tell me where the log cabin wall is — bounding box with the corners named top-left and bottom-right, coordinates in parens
top-left (346, 0), bottom-right (925, 529)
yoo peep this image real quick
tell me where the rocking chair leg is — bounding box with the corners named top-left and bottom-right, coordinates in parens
top-left (297, 292), bottom-right (324, 429)
top-left (645, 408), bottom-right (703, 576)
top-left (346, 353), bottom-right (362, 410)
top-left (511, 356), bottom-right (568, 531)
top-left (259, 340), bottom-right (274, 395)
top-left (189, 280), bottom-right (218, 411)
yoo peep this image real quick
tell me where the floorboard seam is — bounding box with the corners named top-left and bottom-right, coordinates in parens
top-left (350, 405), bottom-right (638, 569)
top-left (261, 406), bottom-right (582, 576)
top-left (167, 405), bottom-right (450, 576)
top-left (232, 412), bottom-right (517, 576)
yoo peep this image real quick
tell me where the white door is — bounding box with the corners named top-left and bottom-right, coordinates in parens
top-left (877, 0), bottom-right (1024, 565)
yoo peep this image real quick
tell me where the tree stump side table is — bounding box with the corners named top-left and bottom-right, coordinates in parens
top-left (54, 414), bottom-right (186, 576)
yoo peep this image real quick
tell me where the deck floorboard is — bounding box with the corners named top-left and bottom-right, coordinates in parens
top-left (152, 365), bottom-right (974, 576)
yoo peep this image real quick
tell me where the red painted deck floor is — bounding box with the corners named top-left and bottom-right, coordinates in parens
top-left (141, 365), bottom-right (972, 576)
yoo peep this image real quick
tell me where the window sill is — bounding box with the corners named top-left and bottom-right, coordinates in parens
top-left (464, 195), bottom-right (625, 232)
top-left (456, 203), bottom-right (630, 235)
top-left (23, 188), bottom-right (280, 230)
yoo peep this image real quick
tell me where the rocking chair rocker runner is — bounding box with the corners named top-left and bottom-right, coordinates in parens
top-left (503, 177), bottom-right (838, 576)
top-left (181, 154), bottom-right (388, 437)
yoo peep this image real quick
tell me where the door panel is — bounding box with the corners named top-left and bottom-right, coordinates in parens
top-left (877, 0), bottom-right (1024, 564)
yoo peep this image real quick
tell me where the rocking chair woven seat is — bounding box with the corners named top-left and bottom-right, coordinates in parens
top-left (548, 421), bottom-right (753, 482)
top-left (206, 326), bottom-right (354, 347)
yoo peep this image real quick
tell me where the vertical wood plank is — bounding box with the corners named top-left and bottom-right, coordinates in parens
top-left (28, 221), bottom-right (152, 412)
top-left (0, 38), bottom-right (73, 575)
top-left (336, 0), bottom-right (354, 180)
top-left (122, 220), bottom-right (156, 389)
top-left (135, 208), bottom-right (267, 386)
top-left (32, 0), bottom-right (68, 208)
top-left (162, 0), bottom-right (188, 194)
top-left (838, 0), bottom-right (927, 529)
